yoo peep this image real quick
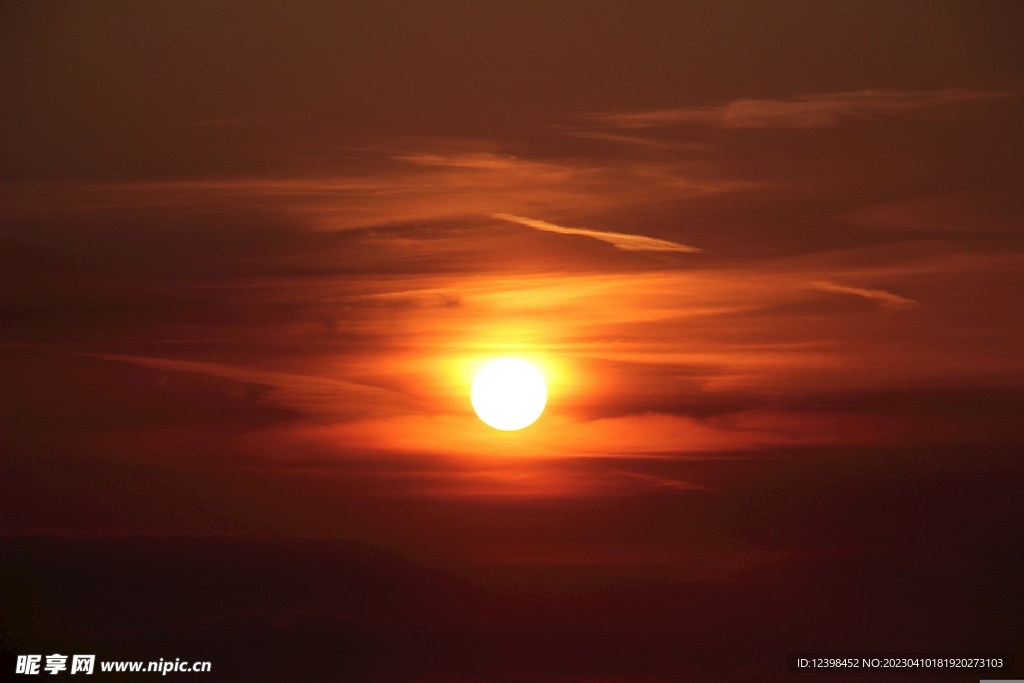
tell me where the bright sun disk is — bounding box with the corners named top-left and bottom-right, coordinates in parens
top-left (471, 358), bottom-right (547, 431)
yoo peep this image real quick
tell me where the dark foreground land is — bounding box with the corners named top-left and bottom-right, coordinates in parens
top-left (1, 528), bottom-right (1021, 683)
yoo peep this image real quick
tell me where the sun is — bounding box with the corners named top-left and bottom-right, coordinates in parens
top-left (471, 358), bottom-right (547, 431)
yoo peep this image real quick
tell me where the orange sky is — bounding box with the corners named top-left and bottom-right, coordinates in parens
top-left (2, 0), bottom-right (1023, 556)
top-left (4, 8), bottom-right (1024, 680)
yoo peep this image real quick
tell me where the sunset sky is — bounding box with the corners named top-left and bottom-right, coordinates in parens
top-left (2, 2), bottom-right (1023, 680)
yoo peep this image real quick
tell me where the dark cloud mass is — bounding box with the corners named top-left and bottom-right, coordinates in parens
top-left (2, 1), bottom-right (1023, 680)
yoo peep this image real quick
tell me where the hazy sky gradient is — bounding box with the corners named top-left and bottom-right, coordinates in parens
top-left (2, 0), bottom-right (1023, 631)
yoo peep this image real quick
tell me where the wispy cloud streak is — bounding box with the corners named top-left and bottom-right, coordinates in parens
top-left (590, 89), bottom-right (1008, 129)
top-left (1, 150), bottom-right (756, 231)
top-left (492, 213), bottom-right (702, 253)
top-left (87, 353), bottom-right (411, 418)
top-left (810, 281), bottom-right (918, 309)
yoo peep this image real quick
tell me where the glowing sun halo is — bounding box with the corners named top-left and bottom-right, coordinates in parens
top-left (471, 358), bottom-right (547, 431)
